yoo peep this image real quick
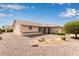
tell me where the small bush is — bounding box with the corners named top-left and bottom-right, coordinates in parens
top-left (7, 29), bottom-right (13, 32)
top-left (51, 32), bottom-right (65, 35)
top-left (1, 29), bottom-right (13, 32)
top-left (38, 38), bottom-right (45, 42)
top-left (58, 33), bottom-right (66, 35)
top-left (61, 37), bottom-right (66, 41)
top-left (1, 29), bottom-right (5, 32)
top-left (50, 32), bottom-right (56, 34)
top-left (32, 44), bottom-right (39, 47)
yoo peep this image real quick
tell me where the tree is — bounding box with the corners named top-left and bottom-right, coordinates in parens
top-left (64, 21), bottom-right (79, 38)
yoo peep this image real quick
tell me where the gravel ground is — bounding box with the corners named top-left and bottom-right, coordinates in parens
top-left (0, 33), bottom-right (79, 56)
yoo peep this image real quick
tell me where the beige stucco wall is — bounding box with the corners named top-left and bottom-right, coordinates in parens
top-left (13, 22), bottom-right (63, 35)
top-left (50, 27), bottom-right (63, 33)
top-left (13, 24), bottom-right (21, 35)
top-left (21, 25), bottom-right (39, 33)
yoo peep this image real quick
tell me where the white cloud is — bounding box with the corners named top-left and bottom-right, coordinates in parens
top-left (59, 8), bottom-right (79, 17)
top-left (0, 13), bottom-right (13, 17)
top-left (0, 13), bottom-right (7, 17)
top-left (0, 4), bottom-right (35, 11)
top-left (0, 4), bottom-right (25, 10)
top-left (25, 6), bottom-right (35, 9)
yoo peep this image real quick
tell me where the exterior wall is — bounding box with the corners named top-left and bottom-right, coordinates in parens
top-left (50, 27), bottom-right (63, 33)
top-left (13, 24), bottom-right (21, 35)
top-left (21, 25), bottom-right (39, 33)
top-left (45, 28), bottom-right (49, 34)
top-left (57, 27), bottom-right (63, 33)
top-left (13, 22), bottom-right (63, 35)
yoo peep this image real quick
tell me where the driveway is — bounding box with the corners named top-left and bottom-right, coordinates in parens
top-left (0, 33), bottom-right (79, 56)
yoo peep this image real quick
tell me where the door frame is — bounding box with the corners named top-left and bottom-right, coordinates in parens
top-left (44, 27), bottom-right (51, 34)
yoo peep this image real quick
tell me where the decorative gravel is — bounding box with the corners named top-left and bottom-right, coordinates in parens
top-left (30, 38), bottom-right (66, 46)
top-left (0, 33), bottom-right (79, 56)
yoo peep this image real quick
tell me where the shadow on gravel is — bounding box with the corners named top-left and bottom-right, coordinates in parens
top-left (0, 36), bottom-right (2, 40)
top-left (71, 37), bottom-right (79, 40)
top-left (23, 34), bottom-right (46, 38)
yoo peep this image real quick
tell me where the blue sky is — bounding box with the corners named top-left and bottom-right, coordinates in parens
top-left (0, 3), bottom-right (79, 27)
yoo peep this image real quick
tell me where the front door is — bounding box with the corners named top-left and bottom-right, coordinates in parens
top-left (48, 28), bottom-right (50, 34)
top-left (44, 27), bottom-right (46, 34)
top-left (44, 27), bottom-right (50, 34)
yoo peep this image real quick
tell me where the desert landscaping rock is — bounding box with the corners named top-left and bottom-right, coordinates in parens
top-left (30, 37), bottom-right (66, 46)
top-left (0, 33), bottom-right (79, 56)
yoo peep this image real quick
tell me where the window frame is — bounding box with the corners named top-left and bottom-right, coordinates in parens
top-left (29, 26), bottom-right (32, 30)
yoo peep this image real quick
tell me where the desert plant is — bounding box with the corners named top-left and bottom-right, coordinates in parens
top-left (61, 36), bottom-right (66, 41)
top-left (38, 38), bottom-right (45, 42)
top-left (64, 21), bottom-right (79, 39)
top-left (6, 28), bottom-right (13, 32)
top-left (1, 28), bottom-right (13, 32)
top-left (58, 33), bottom-right (66, 35)
top-left (32, 44), bottom-right (39, 47)
top-left (51, 32), bottom-right (65, 35)
top-left (50, 32), bottom-right (56, 34)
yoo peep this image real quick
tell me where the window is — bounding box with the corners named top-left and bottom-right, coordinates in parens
top-left (38, 27), bottom-right (42, 32)
top-left (29, 26), bottom-right (32, 30)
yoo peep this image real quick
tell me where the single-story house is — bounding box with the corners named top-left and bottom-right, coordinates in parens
top-left (12, 19), bottom-right (63, 35)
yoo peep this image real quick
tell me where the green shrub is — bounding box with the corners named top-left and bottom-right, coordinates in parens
top-left (50, 32), bottom-right (56, 34)
top-left (64, 21), bottom-right (79, 38)
top-left (51, 32), bottom-right (65, 35)
top-left (60, 36), bottom-right (66, 41)
top-left (7, 29), bottom-right (13, 32)
top-left (59, 33), bottom-right (66, 35)
top-left (1, 28), bottom-right (13, 32)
